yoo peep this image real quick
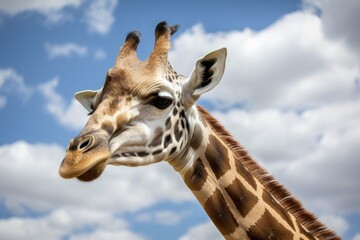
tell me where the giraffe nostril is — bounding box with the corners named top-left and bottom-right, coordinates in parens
top-left (77, 136), bottom-right (93, 151)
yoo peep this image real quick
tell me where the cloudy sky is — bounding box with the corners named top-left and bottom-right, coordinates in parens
top-left (1, 0), bottom-right (359, 239)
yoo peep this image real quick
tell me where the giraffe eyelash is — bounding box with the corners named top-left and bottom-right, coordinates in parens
top-left (88, 109), bottom-right (95, 116)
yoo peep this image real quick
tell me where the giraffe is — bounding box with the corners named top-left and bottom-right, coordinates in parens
top-left (59, 22), bottom-right (340, 240)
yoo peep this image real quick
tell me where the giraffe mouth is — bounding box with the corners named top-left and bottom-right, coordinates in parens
top-left (76, 158), bottom-right (108, 182)
top-left (59, 151), bottom-right (111, 182)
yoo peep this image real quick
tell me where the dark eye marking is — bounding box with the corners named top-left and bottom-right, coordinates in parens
top-left (150, 96), bottom-right (173, 109)
top-left (147, 91), bottom-right (174, 110)
top-left (88, 109), bottom-right (95, 116)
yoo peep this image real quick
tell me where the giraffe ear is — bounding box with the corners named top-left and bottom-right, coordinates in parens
top-left (187, 48), bottom-right (227, 97)
top-left (74, 89), bottom-right (101, 112)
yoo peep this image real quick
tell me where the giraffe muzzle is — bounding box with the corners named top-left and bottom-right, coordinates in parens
top-left (59, 133), bottom-right (111, 182)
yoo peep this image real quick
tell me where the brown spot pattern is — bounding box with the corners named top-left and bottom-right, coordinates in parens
top-left (181, 119), bottom-right (185, 128)
top-left (204, 188), bottom-right (238, 236)
top-left (170, 147), bottom-right (176, 155)
top-left (235, 158), bottom-right (257, 190)
top-left (101, 121), bottom-right (114, 135)
top-left (190, 124), bottom-right (202, 150)
top-left (262, 191), bottom-right (295, 230)
top-left (247, 209), bottom-right (294, 240)
top-left (174, 120), bottom-right (182, 141)
top-left (299, 224), bottom-right (316, 240)
top-left (106, 98), bottom-right (120, 115)
top-left (148, 128), bottom-right (163, 147)
top-left (184, 158), bottom-right (207, 191)
top-left (116, 113), bottom-right (128, 127)
top-left (163, 134), bottom-right (172, 148)
top-left (165, 117), bottom-right (171, 130)
top-left (205, 135), bottom-right (230, 179)
top-left (153, 150), bottom-right (162, 155)
top-left (225, 178), bottom-right (258, 217)
top-left (137, 152), bottom-right (149, 157)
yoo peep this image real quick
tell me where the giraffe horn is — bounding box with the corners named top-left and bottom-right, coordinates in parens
top-left (147, 21), bottom-right (179, 69)
top-left (115, 30), bottom-right (141, 66)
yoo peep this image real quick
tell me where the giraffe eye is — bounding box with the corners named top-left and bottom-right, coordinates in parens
top-left (150, 96), bottom-right (173, 109)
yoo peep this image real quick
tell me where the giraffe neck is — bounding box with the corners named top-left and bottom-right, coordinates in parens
top-left (169, 105), bottom-right (339, 240)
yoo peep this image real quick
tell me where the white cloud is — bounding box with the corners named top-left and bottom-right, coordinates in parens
top-left (136, 210), bottom-right (187, 226)
top-left (38, 78), bottom-right (88, 130)
top-left (0, 141), bottom-right (67, 213)
top-left (85, 0), bottom-right (117, 35)
top-left (0, 0), bottom-right (83, 23)
top-left (0, 0), bottom-right (118, 33)
top-left (169, 12), bottom-right (359, 110)
top-left (178, 221), bottom-right (222, 240)
top-left (353, 234), bottom-right (360, 240)
top-left (45, 43), bottom-right (88, 59)
top-left (69, 229), bottom-right (145, 240)
top-left (0, 140), bottom-right (192, 215)
top-left (94, 49), bottom-right (107, 60)
top-left (303, 0), bottom-right (360, 55)
top-left (319, 215), bottom-right (349, 236)
top-left (0, 208), bottom-right (144, 240)
top-left (0, 68), bottom-right (32, 108)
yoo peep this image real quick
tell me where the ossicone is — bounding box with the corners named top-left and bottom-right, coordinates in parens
top-left (115, 30), bottom-right (142, 65)
top-left (147, 21), bottom-right (180, 69)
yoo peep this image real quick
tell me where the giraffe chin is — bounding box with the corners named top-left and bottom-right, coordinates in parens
top-left (76, 159), bottom-right (108, 182)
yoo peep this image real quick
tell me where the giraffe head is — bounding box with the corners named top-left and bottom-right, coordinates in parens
top-left (59, 22), bottom-right (227, 182)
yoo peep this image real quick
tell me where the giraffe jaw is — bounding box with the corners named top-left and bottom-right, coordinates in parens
top-left (59, 150), bottom-right (111, 182)
top-left (108, 145), bottom-right (165, 166)
top-left (108, 153), bottom-right (164, 167)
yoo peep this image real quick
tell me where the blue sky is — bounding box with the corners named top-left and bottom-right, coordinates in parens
top-left (1, 0), bottom-right (360, 239)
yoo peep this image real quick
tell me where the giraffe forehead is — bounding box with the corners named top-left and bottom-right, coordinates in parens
top-left (109, 60), bottom-right (183, 83)
top-left (104, 67), bottom-right (183, 101)
top-left (104, 67), bottom-right (153, 95)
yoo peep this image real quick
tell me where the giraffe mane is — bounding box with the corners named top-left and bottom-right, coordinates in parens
top-left (196, 105), bottom-right (340, 240)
